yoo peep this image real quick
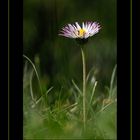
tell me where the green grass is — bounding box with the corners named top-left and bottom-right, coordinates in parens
top-left (23, 56), bottom-right (117, 139)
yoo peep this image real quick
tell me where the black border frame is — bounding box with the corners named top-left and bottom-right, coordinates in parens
top-left (1, 0), bottom-right (135, 139)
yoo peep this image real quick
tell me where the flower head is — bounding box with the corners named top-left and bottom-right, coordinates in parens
top-left (59, 21), bottom-right (101, 39)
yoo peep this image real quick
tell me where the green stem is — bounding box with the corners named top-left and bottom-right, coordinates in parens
top-left (81, 48), bottom-right (86, 131)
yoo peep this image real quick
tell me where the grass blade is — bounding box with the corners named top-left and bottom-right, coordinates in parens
top-left (109, 65), bottom-right (117, 98)
top-left (29, 70), bottom-right (35, 102)
top-left (89, 81), bottom-right (98, 105)
top-left (23, 54), bottom-right (43, 96)
top-left (72, 79), bottom-right (82, 96)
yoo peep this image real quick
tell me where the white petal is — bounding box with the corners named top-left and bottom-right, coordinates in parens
top-left (68, 24), bottom-right (75, 32)
top-left (84, 33), bottom-right (90, 38)
top-left (85, 22), bottom-right (88, 30)
top-left (72, 24), bottom-right (78, 31)
top-left (75, 22), bottom-right (81, 30)
top-left (90, 29), bottom-right (99, 36)
top-left (73, 30), bottom-right (79, 37)
top-left (71, 32), bottom-right (78, 38)
top-left (87, 23), bottom-right (92, 32)
top-left (82, 22), bottom-right (85, 29)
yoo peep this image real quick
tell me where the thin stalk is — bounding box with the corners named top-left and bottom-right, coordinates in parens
top-left (81, 48), bottom-right (86, 131)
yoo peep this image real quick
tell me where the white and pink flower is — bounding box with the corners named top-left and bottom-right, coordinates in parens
top-left (59, 21), bottom-right (101, 39)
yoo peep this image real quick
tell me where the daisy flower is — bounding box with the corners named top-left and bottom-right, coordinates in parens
top-left (58, 21), bottom-right (101, 130)
top-left (59, 21), bottom-right (101, 39)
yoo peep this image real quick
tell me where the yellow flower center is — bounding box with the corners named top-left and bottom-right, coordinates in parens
top-left (78, 29), bottom-right (86, 37)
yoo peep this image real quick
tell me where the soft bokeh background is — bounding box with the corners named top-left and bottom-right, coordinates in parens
top-left (23, 0), bottom-right (116, 88)
top-left (23, 0), bottom-right (117, 139)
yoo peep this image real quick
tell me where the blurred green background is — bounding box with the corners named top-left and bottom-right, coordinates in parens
top-left (23, 0), bottom-right (116, 89)
top-left (23, 0), bottom-right (117, 138)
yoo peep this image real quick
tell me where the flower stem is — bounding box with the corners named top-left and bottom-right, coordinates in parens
top-left (81, 48), bottom-right (86, 131)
